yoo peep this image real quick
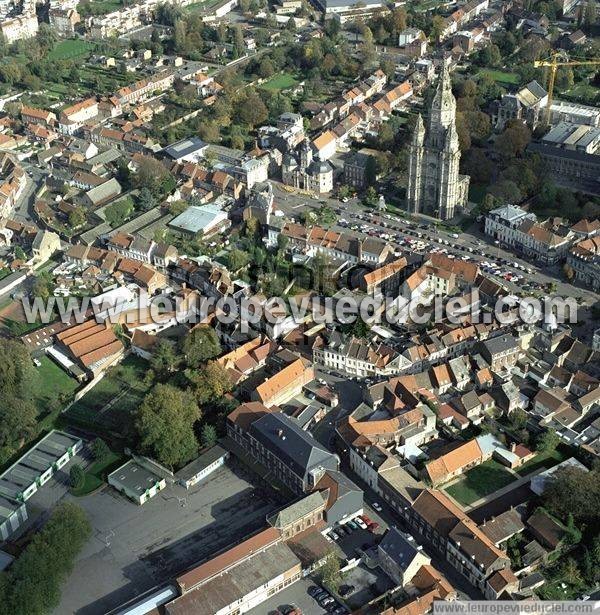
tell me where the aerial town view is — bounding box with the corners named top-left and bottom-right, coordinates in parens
top-left (0, 0), bottom-right (598, 612)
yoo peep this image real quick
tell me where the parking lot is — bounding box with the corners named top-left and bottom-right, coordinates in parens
top-left (52, 460), bottom-right (285, 615)
top-left (247, 578), bottom-right (328, 615)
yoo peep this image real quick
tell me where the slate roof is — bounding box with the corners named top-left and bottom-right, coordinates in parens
top-left (379, 527), bottom-right (424, 573)
top-left (249, 412), bottom-right (339, 481)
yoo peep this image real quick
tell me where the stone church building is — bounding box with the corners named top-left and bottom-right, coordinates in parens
top-left (407, 66), bottom-right (470, 220)
top-left (282, 140), bottom-right (334, 195)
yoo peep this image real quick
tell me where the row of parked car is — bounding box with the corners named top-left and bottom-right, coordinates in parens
top-left (308, 585), bottom-right (348, 614)
top-left (327, 515), bottom-right (379, 541)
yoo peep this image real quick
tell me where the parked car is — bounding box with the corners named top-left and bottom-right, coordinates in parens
top-left (372, 502), bottom-right (382, 512)
top-left (368, 521), bottom-right (380, 532)
top-left (340, 585), bottom-right (356, 597)
top-left (308, 586), bottom-right (322, 598)
top-left (346, 520), bottom-right (358, 530)
top-left (329, 531), bottom-right (339, 540)
top-left (354, 517), bottom-right (368, 530)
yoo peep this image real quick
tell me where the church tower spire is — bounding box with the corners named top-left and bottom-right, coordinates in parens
top-left (430, 64), bottom-right (456, 130)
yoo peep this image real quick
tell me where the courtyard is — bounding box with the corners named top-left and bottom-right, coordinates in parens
top-left (53, 459), bottom-right (285, 614)
top-left (444, 460), bottom-right (517, 507)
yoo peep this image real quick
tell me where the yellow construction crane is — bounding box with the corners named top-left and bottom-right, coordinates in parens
top-left (533, 52), bottom-right (600, 125)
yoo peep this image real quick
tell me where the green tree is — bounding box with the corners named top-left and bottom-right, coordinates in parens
top-left (238, 90), bottom-right (268, 127)
top-left (258, 57), bottom-right (275, 79)
top-left (137, 186), bottom-right (157, 211)
top-left (190, 361), bottom-right (232, 405)
top-left (430, 15), bottom-right (445, 41)
top-left (363, 186), bottom-right (378, 207)
top-left (14, 245), bottom-right (26, 260)
top-left (105, 199), bottom-right (134, 227)
top-left (0, 502), bottom-right (91, 615)
top-left (348, 316), bottom-right (370, 338)
top-left (169, 200), bottom-right (188, 216)
top-left (559, 558), bottom-right (581, 586)
top-left (494, 121), bottom-right (531, 160)
top-left (480, 43), bottom-right (501, 67)
top-left (0, 340), bottom-right (38, 465)
top-left (581, 548), bottom-right (597, 584)
top-left (316, 205), bottom-right (336, 227)
top-left (150, 339), bottom-right (179, 379)
top-left (182, 326), bottom-right (221, 368)
top-left (91, 438), bottom-right (111, 463)
top-left (136, 384), bottom-right (201, 468)
top-left (535, 428), bottom-right (560, 453)
top-left (317, 552), bottom-right (344, 592)
top-left (32, 271), bottom-right (54, 301)
top-left (277, 233), bottom-right (289, 255)
top-left (228, 248), bottom-right (250, 272)
top-left (543, 466), bottom-right (600, 525)
top-left (69, 464), bottom-right (85, 489)
top-left (134, 156), bottom-right (174, 197)
top-left (201, 423), bottom-right (218, 449)
top-left (564, 512), bottom-right (582, 545)
top-left (68, 207), bottom-right (86, 228)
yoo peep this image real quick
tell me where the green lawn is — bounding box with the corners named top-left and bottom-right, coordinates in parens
top-left (515, 448), bottom-right (567, 477)
top-left (261, 73), bottom-right (299, 91)
top-left (477, 69), bottom-right (520, 85)
top-left (77, 0), bottom-right (122, 15)
top-left (564, 83), bottom-right (600, 105)
top-left (445, 460), bottom-right (516, 506)
top-left (33, 355), bottom-right (79, 414)
top-left (71, 451), bottom-right (123, 496)
top-left (185, 0), bottom-right (222, 11)
top-left (48, 39), bottom-right (94, 61)
top-left (64, 355), bottom-right (149, 436)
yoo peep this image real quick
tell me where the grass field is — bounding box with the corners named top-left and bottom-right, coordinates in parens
top-left (65, 355), bottom-right (149, 436)
top-left (477, 69), bottom-right (520, 86)
top-left (48, 39), bottom-right (94, 61)
top-left (564, 83), bottom-right (600, 105)
top-left (261, 73), bottom-right (298, 91)
top-left (33, 356), bottom-right (79, 414)
top-left (515, 448), bottom-right (567, 477)
top-left (445, 460), bottom-right (516, 506)
top-left (78, 0), bottom-right (122, 14)
top-left (185, 0), bottom-right (222, 11)
top-left (71, 451), bottom-right (123, 496)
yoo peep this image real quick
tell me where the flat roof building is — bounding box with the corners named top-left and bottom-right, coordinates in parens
top-left (175, 445), bottom-right (229, 489)
top-left (542, 122), bottom-right (600, 154)
top-left (108, 459), bottom-right (166, 505)
top-left (168, 203), bottom-right (230, 238)
top-left (0, 430), bottom-right (82, 502)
